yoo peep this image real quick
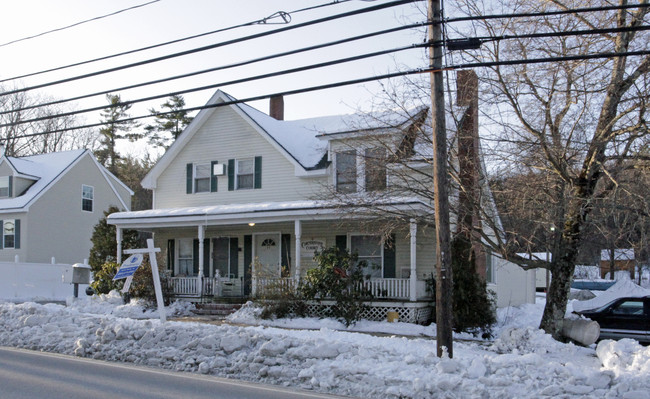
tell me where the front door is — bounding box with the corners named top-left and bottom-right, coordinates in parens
top-left (255, 233), bottom-right (281, 278)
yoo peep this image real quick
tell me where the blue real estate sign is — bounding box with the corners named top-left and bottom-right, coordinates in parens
top-left (113, 254), bottom-right (144, 280)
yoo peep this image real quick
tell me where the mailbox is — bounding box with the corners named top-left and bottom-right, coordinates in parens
top-left (72, 263), bottom-right (91, 284)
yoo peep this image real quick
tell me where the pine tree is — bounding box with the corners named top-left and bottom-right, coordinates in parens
top-left (144, 95), bottom-right (193, 149)
top-left (450, 234), bottom-right (495, 337)
top-left (95, 94), bottom-right (140, 174)
top-left (88, 206), bottom-right (139, 274)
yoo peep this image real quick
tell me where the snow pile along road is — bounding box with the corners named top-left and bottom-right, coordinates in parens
top-left (1, 294), bottom-right (650, 398)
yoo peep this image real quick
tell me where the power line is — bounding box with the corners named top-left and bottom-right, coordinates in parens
top-left (0, 0), bottom-right (161, 48)
top-left (0, 0), bottom-right (417, 97)
top-left (0, 0), bottom-right (355, 84)
top-left (5, 47), bottom-right (650, 140)
top-left (446, 24), bottom-right (650, 50)
top-left (0, 67), bottom-right (436, 140)
top-left (1, 22), bottom-right (429, 116)
top-left (0, 42), bottom-right (428, 126)
top-left (444, 3), bottom-right (650, 25)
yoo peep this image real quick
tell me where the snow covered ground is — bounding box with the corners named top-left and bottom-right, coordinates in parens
top-left (1, 292), bottom-right (649, 398)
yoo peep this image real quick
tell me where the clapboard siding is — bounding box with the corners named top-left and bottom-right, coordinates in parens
top-left (154, 106), bottom-right (326, 209)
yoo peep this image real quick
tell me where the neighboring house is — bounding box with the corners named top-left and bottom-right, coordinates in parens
top-left (107, 89), bottom-right (533, 322)
top-left (0, 149), bottom-right (132, 265)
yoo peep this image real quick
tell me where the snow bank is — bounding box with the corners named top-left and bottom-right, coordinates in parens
top-left (572, 275), bottom-right (650, 313)
top-left (2, 295), bottom-right (649, 398)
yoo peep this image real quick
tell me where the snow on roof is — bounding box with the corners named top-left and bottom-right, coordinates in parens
top-left (0, 149), bottom-right (87, 211)
top-left (230, 92), bottom-right (429, 169)
top-left (108, 196), bottom-right (427, 222)
top-left (572, 275), bottom-right (650, 313)
top-left (233, 101), bottom-right (327, 169)
top-left (600, 248), bottom-right (635, 261)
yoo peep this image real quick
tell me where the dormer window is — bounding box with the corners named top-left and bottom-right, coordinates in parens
top-left (0, 176), bottom-right (11, 198)
top-left (336, 150), bottom-right (357, 193)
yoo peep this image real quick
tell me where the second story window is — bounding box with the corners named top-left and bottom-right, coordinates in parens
top-left (194, 163), bottom-right (211, 193)
top-left (0, 176), bottom-right (10, 198)
top-left (336, 150), bottom-right (357, 193)
top-left (82, 185), bottom-right (94, 212)
top-left (236, 159), bottom-right (254, 190)
top-left (365, 148), bottom-right (387, 192)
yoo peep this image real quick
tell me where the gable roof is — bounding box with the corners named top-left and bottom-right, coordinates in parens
top-left (143, 90), bottom-right (430, 189)
top-left (0, 149), bottom-right (133, 213)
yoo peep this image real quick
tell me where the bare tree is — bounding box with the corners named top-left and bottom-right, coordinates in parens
top-left (0, 86), bottom-right (98, 156)
top-left (446, 0), bottom-right (650, 338)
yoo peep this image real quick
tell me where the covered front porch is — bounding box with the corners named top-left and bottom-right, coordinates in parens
top-left (107, 199), bottom-right (435, 304)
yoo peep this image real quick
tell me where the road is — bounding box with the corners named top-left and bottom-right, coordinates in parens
top-left (0, 347), bottom-right (349, 399)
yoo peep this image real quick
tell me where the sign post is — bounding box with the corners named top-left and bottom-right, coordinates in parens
top-left (119, 239), bottom-right (165, 322)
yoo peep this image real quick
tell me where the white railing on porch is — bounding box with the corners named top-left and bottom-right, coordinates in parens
top-left (171, 277), bottom-right (199, 296)
top-left (254, 277), bottom-right (421, 300)
top-left (360, 278), bottom-right (411, 299)
top-left (170, 276), bottom-right (241, 297)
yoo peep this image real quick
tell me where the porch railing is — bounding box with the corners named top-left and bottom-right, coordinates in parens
top-left (254, 277), bottom-right (419, 300)
top-left (170, 276), bottom-right (243, 297)
top-left (171, 277), bottom-right (199, 296)
top-left (360, 278), bottom-right (411, 299)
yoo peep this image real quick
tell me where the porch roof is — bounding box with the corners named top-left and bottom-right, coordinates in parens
top-left (107, 197), bottom-right (429, 229)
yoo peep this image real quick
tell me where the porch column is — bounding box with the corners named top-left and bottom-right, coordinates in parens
top-left (410, 219), bottom-right (417, 301)
top-left (116, 227), bottom-right (123, 264)
top-left (294, 220), bottom-right (302, 280)
top-left (198, 225), bottom-right (205, 293)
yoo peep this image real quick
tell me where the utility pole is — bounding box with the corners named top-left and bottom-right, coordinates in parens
top-left (428, 0), bottom-right (453, 358)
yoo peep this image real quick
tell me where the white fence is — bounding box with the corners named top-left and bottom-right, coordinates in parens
top-left (0, 261), bottom-right (86, 302)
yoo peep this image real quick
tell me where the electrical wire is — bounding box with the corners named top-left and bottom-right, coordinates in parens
top-left (0, 42), bottom-right (428, 126)
top-left (0, 0), bottom-right (161, 48)
top-left (1, 67), bottom-right (437, 139)
top-left (0, 22), bottom-right (430, 116)
top-left (0, 0), bottom-right (417, 96)
top-left (446, 24), bottom-right (650, 48)
top-left (5, 47), bottom-right (650, 139)
top-left (444, 3), bottom-right (650, 25)
top-left (0, 0), bottom-right (355, 84)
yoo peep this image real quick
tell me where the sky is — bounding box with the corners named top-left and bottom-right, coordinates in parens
top-left (0, 0), bottom-right (429, 156)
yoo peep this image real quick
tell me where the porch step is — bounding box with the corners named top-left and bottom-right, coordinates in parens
top-left (191, 303), bottom-right (243, 316)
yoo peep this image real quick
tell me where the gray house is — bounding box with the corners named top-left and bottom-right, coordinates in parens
top-left (0, 149), bottom-right (132, 265)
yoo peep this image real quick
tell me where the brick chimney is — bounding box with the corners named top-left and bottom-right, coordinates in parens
top-left (456, 70), bottom-right (486, 279)
top-left (269, 95), bottom-right (284, 120)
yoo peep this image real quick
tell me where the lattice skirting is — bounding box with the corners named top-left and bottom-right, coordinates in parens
top-left (295, 300), bottom-right (433, 325)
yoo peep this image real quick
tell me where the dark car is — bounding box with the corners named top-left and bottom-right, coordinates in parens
top-left (576, 296), bottom-right (650, 343)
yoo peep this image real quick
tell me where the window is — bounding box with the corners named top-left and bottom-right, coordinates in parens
top-left (186, 161), bottom-right (218, 194)
top-left (336, 150), bottom-right (357, 193)
top-left (227, 157), bottom-right (261, 191)
top-left (365, 148), bottom-right (386, 191)
top-left (611, 300), bottom-right (644, 316)
top-left (82, 185), bottom-right (93, 212)
top-left (236, 159), bottom-right (254, 190)
top-left (178, 239), bottom-right (194, 276)
top-left (350, 235), bottom-right (382, 278)
top-left (3, 219), bottom-right (16, 248)
top-left (0, 176), bottom-right (10, 198)
top-left (194, 163), bottom-right (211, 193)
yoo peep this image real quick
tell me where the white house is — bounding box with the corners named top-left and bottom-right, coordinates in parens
top-left (0, 149), bottom-right (132, 265)
top-left (107, 90), bottom-right (533, 322)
